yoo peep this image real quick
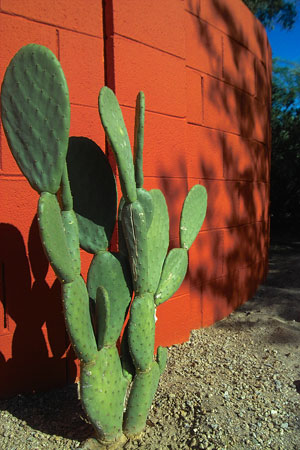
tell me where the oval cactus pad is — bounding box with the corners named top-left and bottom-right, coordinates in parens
top-left (147, 189), bottom-right (169, 294)
top-left (1, 44), bottom-right (70, 193)
top-left (38, 192), bottom-right (76, 283)
top-left (180, 184), bottom-right (207, 250)
top-left (155, 248), bottom-right (188, 306)
top-left (87, 251), bottom-right (132, 343)
top-left (98, 87), bottom-right (137, 203)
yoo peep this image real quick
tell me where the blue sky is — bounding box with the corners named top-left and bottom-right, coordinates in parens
top-left (267, 3), bottom-right (300, 62)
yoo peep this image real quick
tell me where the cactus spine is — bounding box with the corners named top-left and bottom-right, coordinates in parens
top-left (1, 45), bottom-right (207, 449)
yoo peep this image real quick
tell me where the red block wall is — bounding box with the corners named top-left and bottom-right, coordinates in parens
top-left (0, 0), bottom-right (271, 397)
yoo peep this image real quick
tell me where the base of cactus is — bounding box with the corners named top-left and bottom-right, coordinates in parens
top-left (124, 432), bottom-right (143, 441)
top-left (78, 434), bottom-right (127, 450)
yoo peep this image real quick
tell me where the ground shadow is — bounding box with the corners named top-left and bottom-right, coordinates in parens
top-left (213, 237), bottom-right (300, 344)
top-left (0, 383), bottom-right (93, 440)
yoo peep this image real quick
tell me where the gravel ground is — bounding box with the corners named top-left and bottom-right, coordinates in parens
top-left (0, 239), bottom-right (299, 450)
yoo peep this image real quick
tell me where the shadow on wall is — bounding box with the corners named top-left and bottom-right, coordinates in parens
top-left (0, 220), bottom-right (77, 397)
top-left (155, 0), bottom-right (270, 327)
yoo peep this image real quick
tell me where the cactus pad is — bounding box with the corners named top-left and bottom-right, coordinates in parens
top-left (128, 294), bottom-right (155, 371)
top-left (124, 361), bottom-right (160, 437)
top-left (62, 276), bottom-right (97, 363)
top-left (134, 92), bottom-right (145, 189)
top-left (61, 209), bottom-right (81, 276)
top-left (95, 286), bottom-right (110, 350)
top-left (122, 201), bottom-right (148, 294)
top-left (157, 346), bottom-right (168, 374)
top-left (120, 325), bottom-right (135, 383)
top-left (137, 188), bottom-right (153, 230)
top-left (155, 248), bottom-right (188, 306)
top-left (80, 348), bottom-right (128, 443)
top-left (87, 251), bottom-right (132, 343)
top-left (66, 137), bottom-right (117, 254)
top-left (147, 189), bottom-right (169, 293)
top-left (38, 192), bottom-right (76, 283)
top-left (180, 184), bottom-right (207, 250)
top-left (1, 44), bottom-right (70, 193)
top-left (98, 87), bottom-right (137, 204)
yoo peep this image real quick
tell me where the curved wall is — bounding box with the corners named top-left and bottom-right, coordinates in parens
top-left (0, 0), bottom-right (271, 396)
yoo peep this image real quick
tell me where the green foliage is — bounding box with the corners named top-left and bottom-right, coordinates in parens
top-left (272, 59), bottom-right (300, 113)
top-left (243, 0), bottom-right (298, 29)
top-left (243, 0), bottom-right (300, 232)
top-left (1, 45), bottom-right (208, 448)
top-left (270, 59), bottom-right (300, 231)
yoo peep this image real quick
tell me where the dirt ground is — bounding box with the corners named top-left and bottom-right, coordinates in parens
top-left (0, 236), bottom-right (300, 450)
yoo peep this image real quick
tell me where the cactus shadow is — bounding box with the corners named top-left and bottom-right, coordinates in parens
top-left (0, 219), bottom-right (76, 399)
top-left (0, 383), bottom-right (93, 441)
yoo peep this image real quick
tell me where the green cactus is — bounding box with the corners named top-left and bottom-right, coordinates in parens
top-left (98, 86), bottom-right (137, 204)
top-left (1, 45), bottom-right (207, 449)
top-left (1, 44), bottom-right (70, 194)
top-left (134, 91), bottom-right (145, 189)
top-left (98, 86), bottom-right (207, 438)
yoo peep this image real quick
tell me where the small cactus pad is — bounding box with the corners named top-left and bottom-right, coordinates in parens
top-left (1, 44), bottom-right (70, 193)
top-left (61, 209), bottom-right (81, 276)
top-left (95, 286), bottom-right (110, 350)
top-left (147, 189), bottom-right (169, 293)
top-left (155, 248), bottom-right (188, 306)
top-left (134, 92), bottom-right (145, 189)
top-left (62, 276), bottom-right (97, 363)
top-left (124, 361), bottom-right (160, 437)
top-left (128, 294), bottom-right (155, 371)
top-left (180, 184), bottom-right (207, 250)
top-left (80, 348), bottom-right (128, 442)
top-left (87, 251), bottom-right (132, 343)
top-left (122, 201), bottom-right (148, 294)
top-left (98, 87), bottom-right (137, 204)
top-left (157, 346), bottom-right (168, 375)
top-left (38, 192), bottom-right (76, 283)
top-left (66, 137), bottom-right (117, 254)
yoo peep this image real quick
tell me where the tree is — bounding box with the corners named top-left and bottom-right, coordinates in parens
top-left (270, 59), bottom-right (300, 231)
top-left (243, 0), bottom-right (298, 29)
top-left (244, 1), bottom-right (300, 232)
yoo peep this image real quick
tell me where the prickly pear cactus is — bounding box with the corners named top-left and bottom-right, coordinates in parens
top-left (98, 86), bottom-right (207, 438)
top-left (1, 45), bottom-right (207, 449)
